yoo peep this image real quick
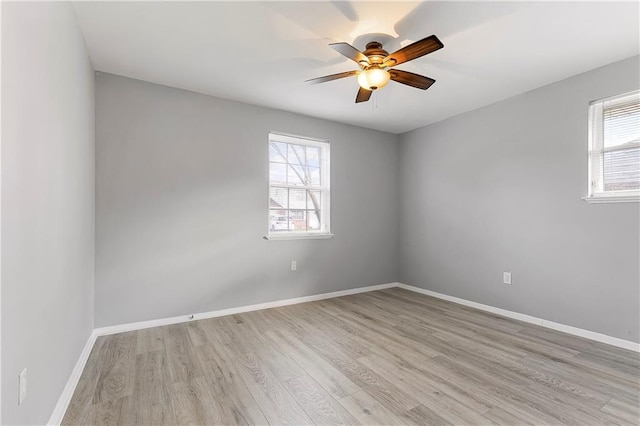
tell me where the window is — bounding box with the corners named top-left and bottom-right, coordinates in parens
top-left (267, 132), bottom-right (331, 239)
top-left (586, 90), bottom-right (640, 202)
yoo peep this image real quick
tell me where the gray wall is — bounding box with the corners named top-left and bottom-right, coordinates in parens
top-left (399, 56), bottom-right (640, 343)
top-left (95, 73), bottom-right (398, 327)
top-left (1, 2), bottom-right (95, 425)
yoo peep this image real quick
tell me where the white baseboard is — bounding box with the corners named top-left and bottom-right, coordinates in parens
top-left (49, 280), bottom-right (639, 425)
top-left (47, 330), bottom-right (97, 426)
top-left (397, 283), bottom-right (640, 353)
top-left (49, 282), bottom-right (396, 424)
top-left (94, 282), bottom-right (399, 336)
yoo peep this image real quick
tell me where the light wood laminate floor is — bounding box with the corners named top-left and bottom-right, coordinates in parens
top-left (63, 288), bottom-right (640, 425)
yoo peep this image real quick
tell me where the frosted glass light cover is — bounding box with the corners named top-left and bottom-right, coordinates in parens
top-left (357, 68), bottom-right (390, 90)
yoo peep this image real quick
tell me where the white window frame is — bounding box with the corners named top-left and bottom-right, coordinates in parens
top-left (265, 132), bottom-right (332, 240)
top-left (584, 89), bottom-right (640, 203)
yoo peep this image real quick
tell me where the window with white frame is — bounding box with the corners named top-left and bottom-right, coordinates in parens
top-left (267, 132), bottom-right (331, 238)
top-left (587, 90), bottom-right (640, 202)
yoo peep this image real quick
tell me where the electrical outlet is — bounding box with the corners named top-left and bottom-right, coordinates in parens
top-left (18, 368), bottom-right (27, 405)
top-left (503, 272), bottom-right (512, 285)
top-left (290, 261), bottom-right (297, 271)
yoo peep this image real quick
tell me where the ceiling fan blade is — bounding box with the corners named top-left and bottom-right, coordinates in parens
top-left (330, 42), bottom-right (370, 65)
top-left (383, 35), bottom-right (443, 67)
top-left (355, 87), bottom-right (372, 103)
top-left (306, 70), bottom-right (358, 84)
top-left (389, 70), bottom-right (436, 90)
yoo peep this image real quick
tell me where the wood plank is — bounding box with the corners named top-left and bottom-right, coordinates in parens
top-left (185, 320), bottom-right (209, 347)
top-left (195, 343), bottom-right (268, 425)
top-left (601, 398), bottom-right (640, 424)
top-left (194, 317), bottom-right (238, 360)
top-left (339, 390), bottom-right (407, 425)
top-left (171, 376), bottom-right (224, 425)
top-left (216, 315), bottom-right (268, 357)
top-left (482, 406), bottom-right (538, 426)
top-left (234, 352), bottom-right (314, 424)
top-left (264, 329), bottom-right (361, 400)
top-left (163, 323), bottom-right (204, 383)
top-left (275, 304), bottom-right (371, 360)
top-left (298, 330), bottom-right (421, 414)
top-left (255, 340), bottom-right (306, 382)
top-left (94, 397), bottom-right (131, 426)
top-left (208, 370), bottom-right (267, 424)
top-left (359, 353), bottom-right (493, 414)
top-left (401, 404), bottom-right (453, 426)
top-left (428, 355), bottom-right (611, 424)
top-left (130, 350), bottom-right (176, 425)
top-left (572, 350), bottom-right (640, 384)
top-left (136, 326), bottom-right (164, 354)
top-left (93, 332), bottom-right (137, 404)
top-left (358, 354), bottom-right (494, 424)
top-left (284, 374), bottom-right (361, 425)
top-left (520, 355), bottom-right (640, 403)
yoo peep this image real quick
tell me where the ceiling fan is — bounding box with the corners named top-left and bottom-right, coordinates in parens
top-left (307, 35), bottom-right (444, 103)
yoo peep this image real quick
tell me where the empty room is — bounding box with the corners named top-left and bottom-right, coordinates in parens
top-left (2, 1), bottom-right (639, 425)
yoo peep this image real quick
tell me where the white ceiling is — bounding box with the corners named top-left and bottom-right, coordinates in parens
top-left (72, 1), bottom-right (639, 134)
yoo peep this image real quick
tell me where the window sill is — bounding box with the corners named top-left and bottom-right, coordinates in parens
top-left (582, 195), bottom-right (640, 203)
top-left (263, 233), bottom-right (334, 241)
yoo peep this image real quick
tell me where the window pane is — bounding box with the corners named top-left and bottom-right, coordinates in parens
top-left (268, 133), bottom-right (330, 235)
top-left (306, 146), bottom-right (320, 167)
top-left (289, 210), bottom-right (307, 231)
top-left (604, 100), bottom-right (640, 149)
top-left (308, 211), bottom-right (321, 230)
top-left (604, 147), bottom-right (640, 191)
top-left (269, 211), bottom-right (289, 232)
top-left (307, 190), bottom-right (320, 210)
top-left (288, 164), bottom-right (305, 186)
top-left (308, 166), bottom-right (321, 187)
top-left (288, 144), bottom-right (306, 165)
top-left (269, 162), bottom-right (287, 185)
top-left (269, 187), bottom-right (288, 209)
top-left (269, 142), bottom-right (287, 163)
top-left (289, 188), bottom-right (306, 209)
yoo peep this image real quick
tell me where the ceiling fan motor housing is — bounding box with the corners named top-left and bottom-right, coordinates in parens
top-left (363, 41), bottom-right (389, 65)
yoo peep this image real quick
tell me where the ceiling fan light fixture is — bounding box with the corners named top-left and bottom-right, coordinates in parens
top-left (357, 67), bottom-right (390, 91)
top-left (309, 35), bottom-right (443, 103)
